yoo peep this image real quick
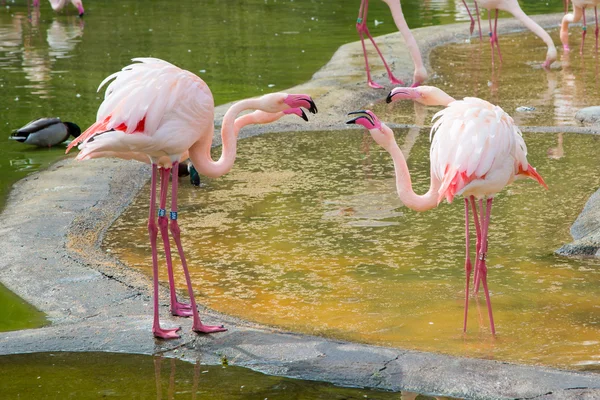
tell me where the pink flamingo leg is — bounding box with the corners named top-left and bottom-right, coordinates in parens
top-left (565, 0), bottom-right (570, 14)
top-left (488, 10), bottom-right (496, 65)
top-left (33, 0), bottom-right (39, 6)
top-left (581, 8), bottom-right (588, 55)
top-left (463, 198), bottom-right (473, 332)
top-left (168, 161), bottom-right (227, 334)
top-left (157, 167), bottom-right (193, 317)
top-left (473, 198), bottom-right (483, 293)
top-left (475, 1), bottom-right (483, 42)
top-left (148, 164), bottom-right (181, 340)
top-left (478, 198), bottom-right (496, 335)
top-left (462, 0), bottom-right (476, 36)
top-left (595, 7), bottom-right (599, 51)
top-left (356, 0), bottom-right (404, 89)
top-left (493, 9), bottom-right (503, 63)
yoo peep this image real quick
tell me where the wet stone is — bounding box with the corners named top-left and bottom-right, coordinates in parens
top-left (575, 106), bottom-right (600, 127)
top-left (557, 188), bottom-right (600, 258)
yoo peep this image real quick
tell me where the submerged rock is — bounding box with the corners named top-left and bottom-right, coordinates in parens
top-left (557, 188), bottom-right (600, 258)
top-left (575, 106), bottom-right (600, 127)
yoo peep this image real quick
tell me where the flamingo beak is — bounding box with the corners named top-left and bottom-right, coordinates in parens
top-left (283, 108), bottom-right (309, 122)
top-left (346, 110), bottom-right (380, 129)
top-left (284, 94), bottom-right (318, 114)
top-left (386, 87), bottom-right (421, 104)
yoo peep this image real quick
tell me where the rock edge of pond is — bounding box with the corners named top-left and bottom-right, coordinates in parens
top-left (1, 13), bottom-right (599, 400)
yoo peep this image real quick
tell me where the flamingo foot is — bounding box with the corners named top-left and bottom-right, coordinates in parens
top-left (193, 323), bottom-right (227, 334)
top-left (389, 75), bottom-right (404, 85)
top-left (171, 301), bottom-right (194, 317)
top-left (368, 80), bottom-right (385, 89)
top-left (410, 81), bottom-right (422, 88)
top-left (153, 326), bottom-right (181, 340)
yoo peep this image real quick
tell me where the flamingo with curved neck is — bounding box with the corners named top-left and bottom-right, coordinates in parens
top-left (348, 85), bottom-right (547, 335)
top-left (560, 0), bottom-right (600, 53)
top-left (475, 0), bottom-right (557, 68)
top-left (67, 58), bottom-right (318, 339)
top-left (356, 0), bottom-right (429, 88)
top-left (34, 0), bottom-right (84, 16)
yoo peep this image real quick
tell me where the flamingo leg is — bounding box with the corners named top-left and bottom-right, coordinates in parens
top-left (157, 167), bottom-right (193, 317)
top-left (33, 0), bottom-right (39, 6)
top-left (463, 198), bottom-right (473, 332)
top-left (356, 0), bottom-right (404, 88)
top-left (148, 164), bottom-right (181, 340)
top-left (475, 1), bottom-right (483, 42)
top-left (168, 161), bottom-right (227, 334)
top-left (582, 7), bottom-right (588, 55)
top-left (595, 7), bottom-right (599, 51)
top-left (462, 0), bottom-right (475, 36)
top-left (478, 198), bottom-right (496, 335)
top-left (488, 9), bottom-right (496, 65)
top-left (565, 0), bottom-right (569, 14)
top-left (494, 9), bottom-right (503, 63)
top-left (472, 198), bottom-right (483, 293)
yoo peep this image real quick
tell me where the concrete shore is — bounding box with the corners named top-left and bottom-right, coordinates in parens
top-left (1, 13), bottom-right (599, 400)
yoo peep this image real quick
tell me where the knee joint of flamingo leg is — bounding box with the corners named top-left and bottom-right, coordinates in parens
top-left (478, 252), bottom-right (487, 262)
top-left (147, 222), bottom-right (158, 236)
top-left (169, 220), bottom-right (181, 236)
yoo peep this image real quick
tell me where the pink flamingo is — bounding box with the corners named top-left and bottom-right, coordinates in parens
top-left (560, 0), bottom-right (600, 54)
top-left (347, 86), bottom-right (547, 335)
top-left (356, 0), bottom-right (429, 88)
top-left (66, 58), bottom-right (317, 339)
top-left (33, 0), bottom-right (84, 17)
top-left (475, 0), bottom-right (557, 68)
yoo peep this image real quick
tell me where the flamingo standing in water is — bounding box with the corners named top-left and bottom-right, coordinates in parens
top-left (66, 58), bottom-right (318, 339)
top-left (560, 0), bottom-right (600, 53)
top-left (33, 0), bottom-right (84, 16)
top-left (347, 86), bottom-right (547, 334)
top-left (475, 0), bottom-right (556, 68)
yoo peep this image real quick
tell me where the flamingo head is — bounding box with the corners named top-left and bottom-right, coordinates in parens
top-left (386, 87), bottom-right (423, 104)
top-left (346, 110), bottom-right (394, 148)
top-left (73, 0), bottom-right (85, 17)
top-left (257, 93), bottom-right (318, 115)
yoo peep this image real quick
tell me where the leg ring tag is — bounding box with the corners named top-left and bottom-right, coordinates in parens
top-left (170, 211), bottom-right (178, 220)
top-left (158, 208), bottom-right (166, 217)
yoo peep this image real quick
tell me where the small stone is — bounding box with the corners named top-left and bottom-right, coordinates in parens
top-left (575, 106), bottom-right (600, 126)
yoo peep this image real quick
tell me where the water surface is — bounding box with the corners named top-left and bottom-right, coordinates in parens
top-left (106, 128), bottom-right (600, 370)
top-left (0, 352), bottom-right (449, 399)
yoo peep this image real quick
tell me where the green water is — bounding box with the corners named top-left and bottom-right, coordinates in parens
top-left (0, 352), bottom-right (449, 399)
top-left (0, 282), bottom-right (47, 331)
top-left (107, 129), bottom-right (600, 370)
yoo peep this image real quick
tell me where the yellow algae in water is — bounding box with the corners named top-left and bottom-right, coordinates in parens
top-left (105, 128), bottom-right (600, 370)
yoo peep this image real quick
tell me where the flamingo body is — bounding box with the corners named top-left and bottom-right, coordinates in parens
top-left (476, 0), bottom-right (557, 67)
top-left (67, 58), bottom-right (318, 339)
top-left (34, 0), bottom-right (84, 16)
top-left (560, 0), bottom-right (600, 53)
top-left (348, 85), bottom-right (547, 335)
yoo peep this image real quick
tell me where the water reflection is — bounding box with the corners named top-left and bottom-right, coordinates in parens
top-left (2, 12), bottom-right (84, 98)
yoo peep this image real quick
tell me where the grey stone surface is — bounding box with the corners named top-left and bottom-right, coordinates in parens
top-left (557, 188), bottom-right (600, 258)
top-left (1, 13), bottom-right (600, 400)
top-left (576, 106), bottom-right (600, 127)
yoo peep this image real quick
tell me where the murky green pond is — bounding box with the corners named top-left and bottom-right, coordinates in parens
top-left (0, 352), bottom-right (448, 399)
top-left (106, 127), bottom-right (600, 370)
top-left (0, 282), bottom-right (47, 331)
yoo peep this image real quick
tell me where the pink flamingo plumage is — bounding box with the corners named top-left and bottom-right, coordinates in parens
top-left (66, 58), bottom-right (317, 339)
top-left (347, 86), bottom-right (547, 335)
top-left (33, 0), bottom-right (84, 16)
top-left (356, 0), bottom-right (428, 88)
top-left (475, 0), bottom-right (557, 68)
top-left (560, 0), bottom-right (600, 54)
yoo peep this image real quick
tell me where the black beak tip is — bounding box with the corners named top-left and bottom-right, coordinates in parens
top-left (300, 109), bottom-right (308, 122)
top-left (308, 100), bottom-right (318, 114)
top-left (386, 93), bottom-right (394, 104)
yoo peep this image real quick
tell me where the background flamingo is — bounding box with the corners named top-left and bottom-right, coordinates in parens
top-left (475, 0), bottom-right (557, 68)
top-left (66, 58), bottom-right (317, 339)
top-left (347, 85), bottom-right (546, 334)
top-left (356, 0), bottom-right (428, 88)
top-left (33, 0), bottom-right (84, 17)
top-left (560, 0), bottom-right (600, 53)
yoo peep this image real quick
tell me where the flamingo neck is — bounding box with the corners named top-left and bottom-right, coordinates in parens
top-left (385, 136), bottom-right (440, 212)
top-left (382, 0), bottom-right (428, 83)
top-left (188, 98), bottom-right (263, 179)
top-left (418, 86), bottom-right (456, 107)
top-left (509, 4), bottom-right (557, 63)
